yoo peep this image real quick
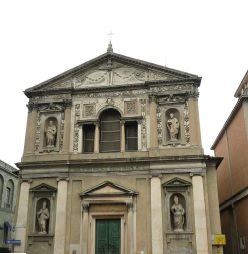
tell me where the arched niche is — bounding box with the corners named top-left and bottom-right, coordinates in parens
top-left (170, 193), bottom-right (186, 231)
top-left (43, 117), bottom-right (58, 149)
top-left (29, 183), bottom-right (57, 235)
top-left (162, 177), bottom-right (192, 233)
top-left (165, 108), bottom-right (181, 142)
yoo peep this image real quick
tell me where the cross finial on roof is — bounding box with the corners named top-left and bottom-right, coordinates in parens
top-left (107, 40), bottom-right (113, 53)
top-left (107, 31), bottom-right (114, 52)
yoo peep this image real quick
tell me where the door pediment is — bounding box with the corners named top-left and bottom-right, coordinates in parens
top-left (80, 181), bottom-right (138, 198)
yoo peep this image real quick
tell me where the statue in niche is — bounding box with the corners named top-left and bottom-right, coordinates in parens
top-left (171, 195), bottom-right (185, 232)
top-left (166, 113), bottom-right (180, 141)
top-left (37, 200), bottom-right (49, 234)
top-left (45, 120), bottom-right (57, 147)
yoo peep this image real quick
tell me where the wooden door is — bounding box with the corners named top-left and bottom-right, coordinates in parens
top-left (95, 219), bottom-right (121, 254)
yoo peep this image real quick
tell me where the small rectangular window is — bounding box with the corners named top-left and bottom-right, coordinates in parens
top-left (83, 125), bottom-right (95, 153)
top-left (125, 122), bottom-right (138, 151)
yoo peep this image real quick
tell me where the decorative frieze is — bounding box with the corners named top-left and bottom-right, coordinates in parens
top-left (150, 84), bottom-right (193, 93)
top-left (71, 164), bottom-right (146, 172)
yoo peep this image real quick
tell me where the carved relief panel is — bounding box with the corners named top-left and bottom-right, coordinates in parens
top-left (124, 101), bottom-right (138, 115)
top-left (83, 104), bottom-right (96, 118)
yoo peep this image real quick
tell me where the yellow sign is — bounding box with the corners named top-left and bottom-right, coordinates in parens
top-left (211, 234), bottom-right (226, 245)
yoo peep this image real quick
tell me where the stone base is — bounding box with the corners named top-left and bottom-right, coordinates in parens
top-left (166, 232), bottom-right (194, 254)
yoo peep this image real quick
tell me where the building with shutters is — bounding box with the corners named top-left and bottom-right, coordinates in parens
top-left (212, 70), bottom-right (248, 254)
top-left (0, 160), bottom-right (18, 253)
top-left (14, 43), bottom-right (223, 254)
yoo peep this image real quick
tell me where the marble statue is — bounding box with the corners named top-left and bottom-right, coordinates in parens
top-left (171, 195), bottom-right (185, 232)
top-left (167, 113), bottom-right (179, 141)
top-left (37, 200), bottom-right (49, 234)
top-left (45, 120), bottom-right (57, 147)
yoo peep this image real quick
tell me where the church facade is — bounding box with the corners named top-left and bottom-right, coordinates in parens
top-left (14, 44), bottom-right (223, 254)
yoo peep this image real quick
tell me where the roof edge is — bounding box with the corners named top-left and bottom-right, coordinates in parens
top-left (211, 95), bottom-right (248, 149)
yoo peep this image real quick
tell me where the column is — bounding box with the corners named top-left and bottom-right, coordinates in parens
top-left (78, 125), bottom-right (83, 153)
top-left (150, 175), bottom-right (163, 254)
top-left (188, 96), bottom-right (202, 146)
top-left (81, 203), bottom-right (89, 254)
top-left (23, 103), bottom-right (38, 155)
top-left (121, 121), bottom-right (125, 152)
top-left (63, 102), bottom-right (72, 152)
top-left (14, 180), bottom-right (30, 253)
top-left (127, 203), bottom-right (134, 254)
top-left (138, 120), bottom-right (142, 150)
top-left (54, 179), bottom-right (68, 254)
top-left (192, 174), bottom-right (209, 254)
top-left (149, 95), bottom-right (158, 149)
top-left (207, 166), bottom-right (224, 254)
top-left (94, 123), bottom-right (99, 153)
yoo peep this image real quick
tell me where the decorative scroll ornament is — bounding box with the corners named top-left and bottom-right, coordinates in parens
top-left (140, 99), bottom-right (147, 150)
top-left (184, 102), bottom-right (190, 143)
top-left (35, 111), bottom-right (42, 151)
top-left (59, 112), bottom-right (65, 151)
top-left (150, 71), bottom-right (175, 81)
top-left (157, 94), bottom-right (186, 104)
top-left (157, 105), bottom-right (163, 146)
top-left (73, 104), bottom-right (81, 152)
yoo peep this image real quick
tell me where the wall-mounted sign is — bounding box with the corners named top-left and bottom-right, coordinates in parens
top-left (5, 239), bottom-right (21, 245)
top-left (211, 234), bottom-right (226, 245)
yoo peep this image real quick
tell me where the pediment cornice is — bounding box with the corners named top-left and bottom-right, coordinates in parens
top-left (24, 51), bottom-right (201, 98)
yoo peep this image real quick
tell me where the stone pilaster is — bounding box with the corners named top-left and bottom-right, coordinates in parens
top-left (54, 178), bottom-right (68, 254)
top-left (63, 104), bottom-right (72, 152)
top-left (150, 175), bottom-right (163, 254)
top-left (127, 202), bottom-right (134, 254)
top-left (149, 95), bottom-right (158, 149)
top-left (192, 174), bottom-right (209, 254)
top-left (81, 203), bottom-right (89, 254)
top-left (23, 104), bottom-right (38, 155)
top-left (121, 121), bottom-right (125, 152)
top-left (188, 96), bottom-right (202, 146)
top-left (207, 167), bottom-right (224, 254)
top-left (14, 180), bottom-right (30, 253)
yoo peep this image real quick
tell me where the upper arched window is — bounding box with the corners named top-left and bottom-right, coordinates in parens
top-left (5, 179), bottom-right (14, 209)
top-left (82, 108), bottom-right (138, 153)
top-left (0, 175), bottom-right (3, 206)
top-left (100, 109), bottom-right (121, 152)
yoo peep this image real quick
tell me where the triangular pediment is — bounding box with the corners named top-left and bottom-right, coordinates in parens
top-left (24, 51), bottom-right (200, 96)
top-left (162, 177), bottom-right (191, 188)
top-left (30, 183), bottom-right (57, 192)
top-left (80, 181), bottom-right (138, 197)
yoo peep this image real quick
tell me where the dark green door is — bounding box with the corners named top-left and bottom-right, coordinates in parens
top-left (95, 219), bottom-right (121, 254)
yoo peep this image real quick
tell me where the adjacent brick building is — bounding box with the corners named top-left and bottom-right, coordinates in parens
top-left (212, 70), bottom-right (248, 254)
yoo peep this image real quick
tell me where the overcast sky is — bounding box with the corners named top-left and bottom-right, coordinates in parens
top-left (0, 1), bottom-right (247, 168)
